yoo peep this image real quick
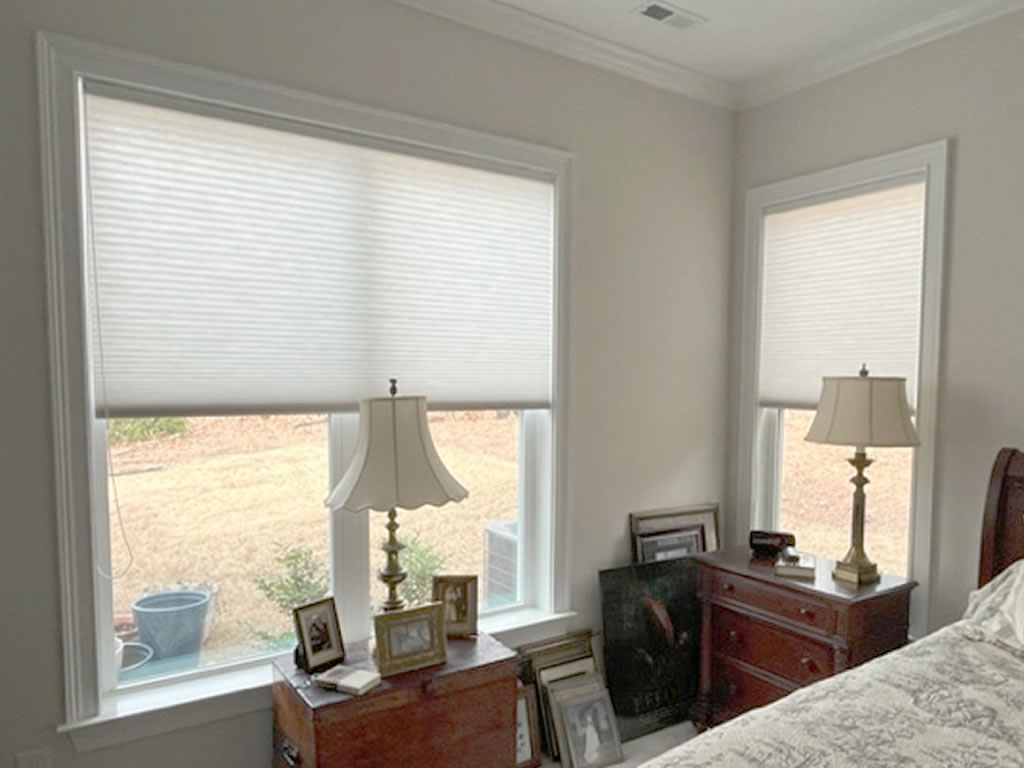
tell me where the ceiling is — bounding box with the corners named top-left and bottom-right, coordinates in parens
top-left (393, 0), bottom-right (1024, 108)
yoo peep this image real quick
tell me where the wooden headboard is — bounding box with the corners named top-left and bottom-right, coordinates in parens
top-left (979, 447), bottom-right (1024, 587)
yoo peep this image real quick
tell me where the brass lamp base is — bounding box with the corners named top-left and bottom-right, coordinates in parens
top-left (832, 449), bottom-right (881, 587)
top-left (832, 554), bottom-right (880, 585)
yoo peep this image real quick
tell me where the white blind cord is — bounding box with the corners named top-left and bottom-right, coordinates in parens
top-left (83, 93), bottom-right (135, 581)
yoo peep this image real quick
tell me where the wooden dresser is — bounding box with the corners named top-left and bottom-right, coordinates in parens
top-left (272, 632), bottom-right (518, 767)
top-left (694, 547), bottom-right (915, 728)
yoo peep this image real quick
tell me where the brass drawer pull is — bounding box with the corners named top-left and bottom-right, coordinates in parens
top-left (280, 740), bottom-right (301, 767)
top-left (799, 607), bottom-right (815, 620)
top-left (799, 656), bottom-right (817, 672)
top-left (727, 630), bottom-right (740, 643)
top-left (723, 582), bottom-right (735, 593)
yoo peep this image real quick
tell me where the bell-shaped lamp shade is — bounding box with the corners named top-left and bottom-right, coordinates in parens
top-left (806, 375), bottom-right (920, 448)
top-left (326, 396), bottom-right (468, 513)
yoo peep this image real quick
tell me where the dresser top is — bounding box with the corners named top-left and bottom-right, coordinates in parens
top-left (696, 546), bottom-right (916, 604)
top-left (273, 631), bottom-right (516, 711)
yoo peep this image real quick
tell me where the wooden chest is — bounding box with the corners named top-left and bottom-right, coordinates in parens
top-left (693, 547), bottom-right (915, 728)
top-left (272, 632), bottom-right (518, 768)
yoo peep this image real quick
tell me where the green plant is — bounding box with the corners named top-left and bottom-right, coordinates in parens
top-left (108, 417), bottom-right (187, 444)
top-left (253, 546), bottom-right (329, 615)
top-left (396, 534), bottom-right (446, 606)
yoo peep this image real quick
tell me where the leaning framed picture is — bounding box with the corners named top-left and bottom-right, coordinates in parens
top-left (629, 503), bottom-right (720, 562)
top-left (432, 574), bottom-right (478, 637)
top-left (515, 683), bottom-right (543, 768)
top-left (554, 686), bottom-right (623, 768)
top-left (293, 597), bottom-right (345, 673)
top-left (635, 524), bottom-right (706, 562)
top-left (374, 602), bottom-right (447, 677)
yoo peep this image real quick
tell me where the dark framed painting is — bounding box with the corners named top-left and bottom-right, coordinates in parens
top-left (598, 558), bottom-right (699, 741)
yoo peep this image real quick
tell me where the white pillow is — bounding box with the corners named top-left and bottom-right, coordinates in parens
top-left (963, 557), bottom-right (1024, 648)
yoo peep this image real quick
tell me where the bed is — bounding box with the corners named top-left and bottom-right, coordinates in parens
top-left (640, 447), bottom-right (1024, 768)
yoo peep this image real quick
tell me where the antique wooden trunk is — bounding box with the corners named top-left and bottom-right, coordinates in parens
top-left (272, 632), bottom-right (518, 768)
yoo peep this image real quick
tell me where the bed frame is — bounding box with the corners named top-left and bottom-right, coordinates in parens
top-left (979, 447), bottom-right (1024, 586)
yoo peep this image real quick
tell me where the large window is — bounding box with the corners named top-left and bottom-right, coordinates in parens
top-left (738, 143), bottom-right (946, 633)
top-left (41, 35), bottom-right (568, 725)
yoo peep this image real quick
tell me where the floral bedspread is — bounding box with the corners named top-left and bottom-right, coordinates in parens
top-left (639, 621), bottom-right (1024, 768)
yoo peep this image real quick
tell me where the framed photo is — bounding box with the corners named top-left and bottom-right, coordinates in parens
top-left (536, 657), bottom-right (598, 760)
top-left (635, 524), bottom-right (705, 562)
top-left (374, 602), bottom-right (447, 678)
top-left (555, 687), bottom-right (623, 768)
top-left (548, 673), bottom-right (603, 765)
top-left (629, 503), bottom-right (719, 562)
top-left (293, 597), bottom-right (345, 673)
top-left (515, 684), bottom-right (542, 768)
top-left (432, 574), bottom-right (478, 637)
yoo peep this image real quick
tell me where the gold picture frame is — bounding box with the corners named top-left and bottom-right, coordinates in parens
top-left (432, 574), bottom-right (478, 637)
top-left (374, 602), bottom-right (447, 678)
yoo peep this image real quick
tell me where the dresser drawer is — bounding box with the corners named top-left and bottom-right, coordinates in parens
top-left (711, 660), bottom-right (790, 724)
top-left (711, 570), bottom-right (834, 633)
top-left (712, 606), bottom-right (832, 685)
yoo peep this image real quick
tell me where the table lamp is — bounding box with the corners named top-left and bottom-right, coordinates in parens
top-left (805, 365), bottom-right (919, 585)
top-left (326, 379), bottom-right (468, 611)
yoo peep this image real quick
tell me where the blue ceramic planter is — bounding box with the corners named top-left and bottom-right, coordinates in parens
top-left (132, 589), bottom-right (211, 661)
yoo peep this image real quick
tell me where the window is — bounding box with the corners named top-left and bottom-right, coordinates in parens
top-left (738, 143), bottom-right (946, 633)
top-left (40, 35), bottom-right (569, 726)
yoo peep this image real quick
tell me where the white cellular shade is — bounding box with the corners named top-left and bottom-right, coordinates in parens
top-left (82, 92), bottom-right (554, 415)
top-left (759, 181), bottom-right (926, 410)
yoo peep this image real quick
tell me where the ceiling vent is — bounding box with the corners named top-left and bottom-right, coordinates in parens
top-left (635, 2), bottom-right (706, 31)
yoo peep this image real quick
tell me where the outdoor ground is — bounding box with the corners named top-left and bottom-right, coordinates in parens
top-left (107, 408), bottom-right (910, 669)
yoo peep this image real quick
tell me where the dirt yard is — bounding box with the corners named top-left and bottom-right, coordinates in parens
top-left (107, 408), bottom-right (911, 665)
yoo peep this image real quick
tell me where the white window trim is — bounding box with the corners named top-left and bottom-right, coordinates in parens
top-left (736, 141), bottom-right (947, 639)
top-left (39, 31), bottom-right (572, 745)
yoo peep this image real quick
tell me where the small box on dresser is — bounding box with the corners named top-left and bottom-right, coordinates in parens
top-left (693, 547), bottom-right (915, 728)
top-left (272, 632), bottom-right (518, 768)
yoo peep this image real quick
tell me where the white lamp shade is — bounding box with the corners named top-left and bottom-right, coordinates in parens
top-left (806, 375), bottom-right (920, 448)
top-left (326, 396), bottom-right (468, 512)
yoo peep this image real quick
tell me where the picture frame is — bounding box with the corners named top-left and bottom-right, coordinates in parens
top-left (432, 574), bottom-right (478, 637)
top-left (548, 672), bottom-right (604, 766)
top-left (536, 656), bottom-right (598, 760)
top-left (635, 524), bottom-right (705, 563)
top-left (629, 503), bottom-right (720, 562)
top-left (555, 687), bottom-right (623, 768)
top-left (515, 683), bottom-right (543, 768)
top-left (293, 597), bottom-right (345, 674)
top-left (374, 602), bottom-right (447, 678)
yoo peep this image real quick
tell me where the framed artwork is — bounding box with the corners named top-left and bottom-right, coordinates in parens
top-left (374, 602), bottom-right (447, 677)
top-left (536, 658), bottom-right (598, 759)
top-left (515, 683), bottom-right (542, 768)
top-left (293, 597), bottom-right (345, 673)
top-left (598, 558), bottom-right (699, 740)
top-left (635, 524), bottom-right (705, 563)
top-left (629, 503), bottom-right (719, 562)
top-left (555, 687), bottom-right (623, 768)
top-left (548, 673), bottom-right (604, 766)
top-left (432, 574), bottom-right (478, 637)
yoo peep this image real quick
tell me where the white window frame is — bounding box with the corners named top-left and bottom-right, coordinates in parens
top-left (38, 32), bottom-right (572, 747)
top-left (736, 142), bottom-right (947, 639)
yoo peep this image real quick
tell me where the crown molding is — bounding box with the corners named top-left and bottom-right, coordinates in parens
top-left (391, 0), bottom-right (740, 110)
top-left (738, 0), bottom-right (1024, 108)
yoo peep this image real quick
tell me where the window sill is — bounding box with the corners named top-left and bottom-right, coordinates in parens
top-left (61, 608), bottom-right (576, 752)
top-left (60, 663), bottom-right (273, 752)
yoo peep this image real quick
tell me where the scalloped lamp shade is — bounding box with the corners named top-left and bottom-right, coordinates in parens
top-left (326, 395), bottom-right (468, 513)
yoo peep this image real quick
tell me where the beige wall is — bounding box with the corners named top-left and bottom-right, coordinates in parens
top-left (0, 0), bottom-right (733, 764)
top-left (730, 10), bottom-right (1024, 632)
